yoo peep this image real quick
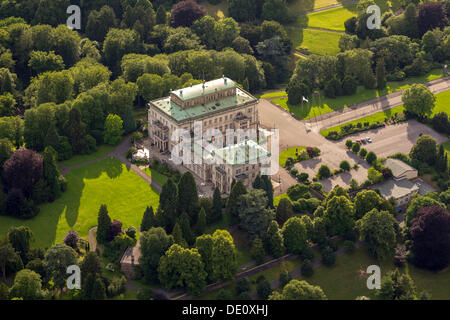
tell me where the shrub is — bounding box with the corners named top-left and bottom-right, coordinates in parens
top-left (216, 289), bottom-right (233, 300)
top-left (279, 270), bottom-right (292, 288)
top-left (297, 172), bottom-right (309, 183)
top-left (301, 259), bottom-right (314, 277)
top-left (63, 230), bottom-right (80, 249)
top-left (317, 165), bottom-right (331, 179)
top-left (256, 278), bottom-right (272, 300)
top-left (235, 277), bottom-right (251, 295)
top-left (321, 247), bottom-right (336, 266)
top-left (106, 220), bottom-right (123, 242)
top-left (300, 246), bottom-right (314, 261)
top-left (107, 276), bottom-right (127, 297)
top-left (126, 147), bottom-right (137, 159)
top-left (339, 160), bottom-right (351, 171)
top-left (359, 148), bottom-right (368, 158)
top-left (125, 226), bottom-right (137, 239)
top-left (352, 142), bottom-right (361, 153)
top-left (137, 288), bottom-right (155, 300)
top-left (290, 168), bottom-right (299, 176)
top-left (345, 140), bottom-right (353, 149)
top-left (366, 151), bottom-right (377, 164)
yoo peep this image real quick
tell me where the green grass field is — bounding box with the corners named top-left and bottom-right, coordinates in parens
top-left (272, 82), bottom-right (411, 120)
top-left (0, 157), bottom-right (160, 248)
top-left (289, 28), bottom-right (342, 56)
top-left (320, 105), bottom-right (406, 137)
top-left (433, 89), bottom-right (450, 115)
top-left (142, 167), bottom-right (169, 186)
top-left (260, 91), bottom-right (287, 99)
top-left (59, 144), bottom-right (116, 167)
top-left (303, 4), bottom-right (357, 31)
top-left (279, 146), bottom-right (307, 167)
top-left (299, 246), bottom-right (450, 300)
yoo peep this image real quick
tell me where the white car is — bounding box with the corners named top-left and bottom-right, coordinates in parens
top-left (366, 137), bottom-right (372, 143)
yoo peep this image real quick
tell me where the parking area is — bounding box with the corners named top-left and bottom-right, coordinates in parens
top-left (332, 120), bottom-right (449, 157)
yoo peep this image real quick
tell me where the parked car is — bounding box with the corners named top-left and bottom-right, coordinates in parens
top-left (361, 138), bottom-right (367, 144)
top-left (356, 140), bottom-right (362, 144)
top-left (366, 137), bottom-right (372, 143)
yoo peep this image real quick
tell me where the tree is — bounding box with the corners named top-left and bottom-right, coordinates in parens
top-left (279, 270), bottom-right (292, 288)
top-left (28, 51), bottom-right (64, 75)
top-left (103, 114), bottom-right (123, 145)
top-left (43, 146), bottom-right (61, 199)
top-left (265, 220), bottom-right (285, 258)
top-left (353, 190), bottom-right (384, 219)
top-left (339, 160), bottom-right (351, 172)
top-left (103, 28), bottom-right (141, 75)
top-left (137, 73), bottom-right (164, 101)
top-left (211, 187), bottom-right (222, 223)
top-left (196, 208), bottom-right (206, 235)
top-left (2, 148), bottom-right (43, 197)
top-left (141, 206), bottom-right (155, 232)
top-left (402, 84), bottom-right (436, 117)
top-left (0, 240), bottom-right (20, 282)
top-left (177, 172), bottom-right (199, 221)
top-left (261, 175), bottom-right (274, 208)
top-left (377, 269), bottom-right (419, 300)
top-left (367, 167), bottom-right (383, 184)
top-left (376, 58), bottom-right (386, 90)
top-left (156, 179), bottom-right (177, 232)
top-left (66, 108), bottom-right (86, 155)
top-left (287, 79), bottom-right (311, 105)
top-left (139, 227), bottom-right (174, 283)
top-left (436, 144), bottom-right (448, 173)
top-left (281, 217), bottom-right (307, 254)
top-left (172, 222), bottom-right (188, 248)
top-left (238, 189), bottom-right (275, 240)
top-left (410, 135), bottom-right (437, 165)
top-left (7, 226), bottom-right (33, 263)
top-left (262, 0), bottom-right (290, 23)
top-left (256, 278), bottom-right (272, 300)
top-left (352, 142), bottom-right (361, 153)
top-left (156, 6), bottom-right (167, 25)
top-left (9, 269), bottom-right (44, 300)
top-left (0, 138), bottom-right (13, 169)
top-left (210, 230), bottom-right (237, 282)
top-left (170, 0), bottom-right (207, 27)
top-left (366, 151), bottom-right (377, 164)
top-left (317, 165), bottom-right (331, 179)
top-left (80, 251), bottom-right (102, 286)
top-left (5, 188), bottom-right (37, 219)
top-left (43, 243), bottom-right (77, 288)
top-left (418, 1), bottom-right (448, 35)
top-left (179, 212), bottom-right (194, 246)
top-left (356, 209), bottom-right (397, 259)
top-left (158, 244), bottom-right (207, 295)
top-left (405, 195), bottom-right (445, 225)
top-left (86, 5), bottom-right (117, 42)
top-left (96, 204), bottom-right (111, 244)
top-left (345, 140), bottom-right (353, 149)
top-left (324, 196), bottom-right (355, 237)
top-left (251, 237), bottom-right (266, 265)
top-left (410, 206), bottom-right (450, 271)
top-left (91, 276), bottom-right (107, 300)
top-left (226, 180), bottom-right (247, 222)
top-left (275, 198), bottom-right (294, 226)
top-left (270, 279), bottom-right (327, 300)
top-left (431, 112), bottom-right (449, 134)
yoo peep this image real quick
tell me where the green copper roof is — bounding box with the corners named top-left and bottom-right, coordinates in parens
top-left (150, 87), bottom-right (257, 123)
top-left (173, 77), bottom-right (236, 101)
top-left (195, 139), bottom-right (271, 167)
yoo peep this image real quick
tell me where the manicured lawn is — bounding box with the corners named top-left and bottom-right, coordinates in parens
top-left (287, 0), bottom-right (342, 13)
top-left (291, 28), bottom-right (342, 56)
top-left (296, 246), bottom-right (450, 300)
top-left (142, 167), bottom-right (169, 186)
top-left (260, 91), bottom-right (287, 99)
top-left (320, 105), bottom-right (406, 137)
top-left (433, 89), bottom-right (450, 115)
top-left (272, 82), bottom-right (411, 120)
top-left (279, 146), bottom-right (307, 167)
top-left (0, 157), bottom-right (160, 248)
top-left (303, 4), bottom-right (357, 31)
top-left (59, 144), bottom-right (116, 167)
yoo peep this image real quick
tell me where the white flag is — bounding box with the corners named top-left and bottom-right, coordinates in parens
top-left (302, 96), bottom-right (309, 103)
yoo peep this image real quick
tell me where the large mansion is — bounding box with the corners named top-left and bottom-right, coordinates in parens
top-left (148, 77), bottom-right (271, 193)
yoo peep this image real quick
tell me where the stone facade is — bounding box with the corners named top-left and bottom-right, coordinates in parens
top-left (148, 78), bottom-right (270, 194)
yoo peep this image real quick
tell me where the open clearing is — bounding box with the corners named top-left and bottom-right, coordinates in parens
top-left (0, 158), bottom-right (160, 248)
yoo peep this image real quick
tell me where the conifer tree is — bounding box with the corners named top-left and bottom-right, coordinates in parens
top-left (376, 58), bottom-right (386, 90)
top-left (196, 207), bottom-right (207, 235)
top-left (158, 179), bottom-right (178, 231)
top-left (156, 5), bottom-right (167, 25)
top-left (226, 180), bottom-right (247, 223)
top-left (262, 175), bottom-right (274, 208)
top-left (177, 172), bottom-right (199, 221)
top-left (172, 222), bottom-right (188, 248)
top-left (266, 220), bottom-right (285, 258)
top-left (211, 187), bottom-right (222, 223)
top-left (91, 276), bottom-right (106, 300)
top-left (140, 206), bottom-right (155, 232)
top-left (251, 237), bottom-right (266, 265)
top-left (179, 212), bottom-right (195, 246)
top-left (96, 204), bottom-right (111, 244)
top-left (43, 146), bottom-right (61, 199)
